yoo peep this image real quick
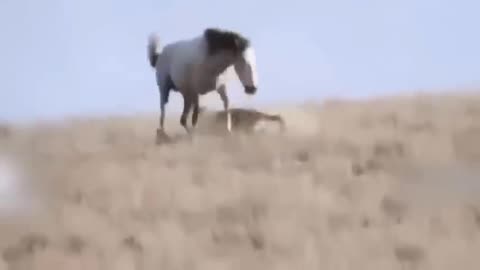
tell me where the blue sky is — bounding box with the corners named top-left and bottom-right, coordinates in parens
top-left (1, 0), bottom-right (479, 122)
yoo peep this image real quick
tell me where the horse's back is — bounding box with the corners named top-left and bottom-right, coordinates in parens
top-left (161, 37), bottom-right (205, 90)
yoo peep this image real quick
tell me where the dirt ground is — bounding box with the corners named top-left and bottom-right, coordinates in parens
top-left (1, 92), bottom-right (480, 269)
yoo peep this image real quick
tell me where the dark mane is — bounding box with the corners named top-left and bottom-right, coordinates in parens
top-left (203, 28), bottom-right (250, 56)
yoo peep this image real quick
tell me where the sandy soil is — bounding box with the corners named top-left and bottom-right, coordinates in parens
top-left (1, 92), bottom-right (480, 269)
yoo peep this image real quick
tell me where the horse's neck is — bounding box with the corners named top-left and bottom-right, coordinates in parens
top-left (203, 52), bottom-right (235, 76)
top-left (184, 39), bottom-right (236, 92)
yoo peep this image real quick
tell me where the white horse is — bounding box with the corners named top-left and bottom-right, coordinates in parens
top-left (147, 28), bottom-right (259, 143)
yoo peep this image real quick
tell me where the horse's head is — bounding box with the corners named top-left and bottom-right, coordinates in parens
top-left (204, 28), bottom-right (258, 95)
top-left (234, 46), bottom-right (258, 95)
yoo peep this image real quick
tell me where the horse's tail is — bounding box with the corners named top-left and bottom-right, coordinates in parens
top-left (147, 33), bottom-right (161, 68)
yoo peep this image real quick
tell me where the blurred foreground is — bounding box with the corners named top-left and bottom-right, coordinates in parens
top-left (1, 92), bottom-right (480, 269)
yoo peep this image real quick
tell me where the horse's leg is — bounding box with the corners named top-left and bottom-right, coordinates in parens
top-left (156, 77), bottom-right (170, 144)
top-left (191, 93), bottom-right (200, 128)
top-left (180, 92), bottom-right (193, 135)
top-left (217, 85), bottom-right (232, 133)
top-left (159, 87), bottom-right (167, 130)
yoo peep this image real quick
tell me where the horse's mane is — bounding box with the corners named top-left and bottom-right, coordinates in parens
top-left (203, 28), bottom-right (250, 56)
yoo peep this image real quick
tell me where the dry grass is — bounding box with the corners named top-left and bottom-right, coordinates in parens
top-left (1, 92), bottom-right (480, 269)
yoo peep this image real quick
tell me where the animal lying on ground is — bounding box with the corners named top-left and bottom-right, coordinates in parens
top-left (147, 28), bottom-right (260, 144)
top-left (198, 107), bottom-right (286, 134)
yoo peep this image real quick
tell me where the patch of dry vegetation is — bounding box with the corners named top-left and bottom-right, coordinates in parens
top-left (1, 92), bottom-right (480, 269)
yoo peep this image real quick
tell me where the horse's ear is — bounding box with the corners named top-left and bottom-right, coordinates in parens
top-left (234, 38), bottom-right (241, 51)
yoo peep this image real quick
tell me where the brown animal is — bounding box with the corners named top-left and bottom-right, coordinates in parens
top-left (199, 107), bottom-right (286, 134)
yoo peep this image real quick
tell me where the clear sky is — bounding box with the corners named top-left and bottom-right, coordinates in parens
top-left (1, 0), bottom-right (479, 122)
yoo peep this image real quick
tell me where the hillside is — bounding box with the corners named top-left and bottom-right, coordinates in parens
top-left (1, 92), bottom-right (480, 269)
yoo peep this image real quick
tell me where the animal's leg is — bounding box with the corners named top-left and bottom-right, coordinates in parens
top-left (156, 79), bottom-right (170, 144)
top-left (180, 92), bottom-right (193, 134)
top-left (191, 93), bottom-right (200, 128)
top-left (217, 85), bottom-right (231, 132)
top-left (159, 86), bottom-right (167, 131)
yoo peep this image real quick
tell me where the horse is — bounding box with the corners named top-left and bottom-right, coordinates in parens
top-left (147, 28), bottom-right (259, 144)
